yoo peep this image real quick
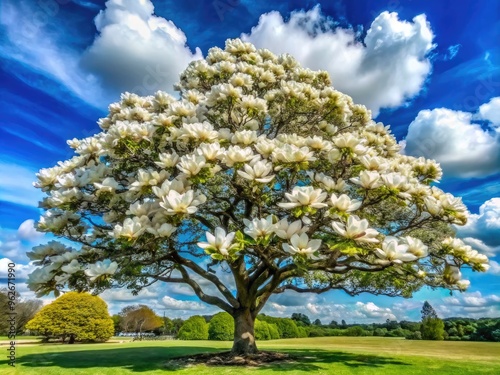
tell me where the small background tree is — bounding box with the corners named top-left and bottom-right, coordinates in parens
top-left (291, 313), bottom-right (311, 326)
top-left (178, 315), bottom-right (209, 340)
top-left (255, 319), bottom-right (271, 340)
top-left (421, 301), bottom-right (438, 319)
top-left (0, 289), bottom-right (42, 335)
top-left (420, 301), bottom-right (444, 340)
top-left (208, 312), bottom-right (234, 340)
top-left (119, 305), bottom-right (163, 335)
top-left (26, 292), bottom-right (113, 343)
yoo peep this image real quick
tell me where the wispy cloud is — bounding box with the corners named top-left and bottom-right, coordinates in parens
top-left (0, 1), bottom-right (110, 108)
top-left (0, 162), bottom-right (43, 208)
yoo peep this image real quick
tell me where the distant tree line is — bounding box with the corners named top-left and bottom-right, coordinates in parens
top-left (169, 301), bottom-right (500, 342)
top-left (9, 294), bottom-right (500, 344)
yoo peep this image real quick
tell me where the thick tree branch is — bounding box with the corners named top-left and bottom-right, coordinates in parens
top-left (153, 269), bottom-right (233, 314)
top-left (170, 252), bottom-right (239, 308)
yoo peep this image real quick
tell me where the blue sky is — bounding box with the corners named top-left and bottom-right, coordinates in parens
top-left (1, 0), bottom-right (499, 322)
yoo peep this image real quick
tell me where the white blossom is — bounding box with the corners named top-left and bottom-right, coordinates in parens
top-left (160, 190), bottom-right (206, 215)
top-left (275, 219), bottom-right (308, 240)
top-left (331, 216), bottom-right (379, 243)
top-left (61, 259), bottom-right (82, 274)
top-left (196, 143), bottom-right (224, 160)
top-left (94, 177), bottom-right (120, 193)
top-left (402, 236), bottom-right (428, 258)
top-left (350, 171), bottom-right (382, 189)
top-left (112, 217), bottom-right (148, 240)
top-left (272, 144), bottom-right (316, 163)
top-left (243, 216), bottom-right (276, 240)
top-left (177, 155), bottom-right (207, 177)
top-left (155, 152), bottom-right (180, 168)
top-left (329, 194), bottom-right (362, 212)
top-left (147, 223), bottom-right (177, 238)
top-left (224, 146), bottom-right (257, 166)
top-left (197, 227), bottom-right (237, 257)
top-left (85, 260), bottom-right (118, 281)
top-left (237, 160), bottom-right (275, 183)
top-left (374, 237), bottom-right (417, 265)
top-left (278, 186), bottom-right (328, 210)
top-left (282, 233), bottom-right (322, 259)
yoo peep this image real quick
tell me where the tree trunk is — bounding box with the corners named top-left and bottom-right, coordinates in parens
top-left (68, 334), bottom-right (75, 344)
top-left (231, 309), bottom-right (258, 355)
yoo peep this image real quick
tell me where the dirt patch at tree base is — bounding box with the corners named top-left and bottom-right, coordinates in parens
top-left (165, 351), bottom-right (295, 368)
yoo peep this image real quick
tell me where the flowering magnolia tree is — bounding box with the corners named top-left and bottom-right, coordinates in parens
top-left (28, 39), bottom-right (489, 355)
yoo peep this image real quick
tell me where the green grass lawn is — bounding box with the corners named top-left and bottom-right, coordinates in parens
top-left (2, 337), bottom-right (499, 375)
top-left (0, 336), bottom-right (41, 341)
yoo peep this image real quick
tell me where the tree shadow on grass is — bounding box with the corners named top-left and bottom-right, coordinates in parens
top-left (4, 346), bottom-right (411, 372)
top-left (262, 348), bottom-right (411, 372)
top-left (3, 346), bottom-right (221, 372)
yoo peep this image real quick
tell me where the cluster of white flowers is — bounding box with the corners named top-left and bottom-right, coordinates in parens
top-left (442, 237), bottom-right (489, 271)
top-left (28, 38), bottom-right (487, 295)
top-left (373, 236), bottom-right (428, 265)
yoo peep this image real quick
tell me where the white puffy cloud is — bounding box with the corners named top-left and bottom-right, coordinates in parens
top-left (460, 237), bottom-right (498, 257)
top-left (80, 0), bottom-right (202, 97)
top-left (101, 287), bottom-right (159, 303)
top-left (355, 301), bottom-right (396, 321)
top-left (242, 7), bottom-right (435, 116)
top-left (443, 292), bottom-right (500, 315)
top-left (265, 291), bottom-right (398, 323)
top-left (0, 258), bottom-right (36, 280)
top-left (0, 240), bottom-right (21, 259)
top-left (404, 108), bottom-right (500, 177)
top-left (17, 219), bottom-right (43, 241)
top-left (161, 295), bottom-right (206, 311)
top-left (458, 198), bottom-right (500, 248)
top-left (0, 219), bottom-right (46, 260)
top-left (479, 96), bottom-right (500, 126)
top-left (489, 260), bottom-right (500, 275)
top-left (1, 0), bottom-right (202, 108)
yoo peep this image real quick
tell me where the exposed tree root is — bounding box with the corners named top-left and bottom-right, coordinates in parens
top-left (165, 350), bottom-right (294, 368)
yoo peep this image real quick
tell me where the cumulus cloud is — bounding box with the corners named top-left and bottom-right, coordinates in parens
top-left (264, 292), bottom-right (399, 323)
top-left (458, 198), bottom-right (500, 249)
top-left (489, 260), bottom-right (500, 275)
top-left (0, 258), bottom-right (36, 280)
top-left (404, 108), bottom-right (500, 177)
top-left (101, 287), bottom-right (159, 303)
top-left (1, 0), bottom-right (201, 108)
top-left (435, 291), bottom-right (500, 318)
top-left (242, 7), bottom-right (435, 116)
top-left (355, 301), bottom-right (396, 321)
top-left (479, 96), bottom-right (500, 126)
top-left (17, 219), bottom-right (43, 241)
top-left (161, 295), bottom-right (206, 311)
top-left (80, 0), bottom-right (202, 97)
top-left (0, 219), bottom-right (46, 261)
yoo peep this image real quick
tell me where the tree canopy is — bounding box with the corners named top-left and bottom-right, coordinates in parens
top-left (25, 291), bottom-right (114, 343)
top-left (118, 304), bottom-right (163, 333)
top-left (421, 301), bottom-right (438, 320)
top-left (177, 315), bottom-right (209, 340)
top-left (26, 38), bottom-right (490, 354)
top-left (208, 312), bottom-right (234, 340)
